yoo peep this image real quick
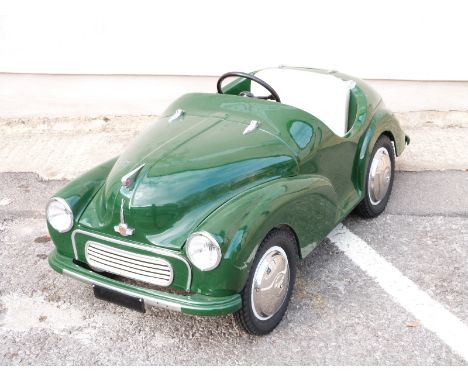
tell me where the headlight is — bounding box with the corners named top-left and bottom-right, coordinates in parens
top-left (46, 197), bottom-right (74, 233)
top-left (186, 231), bottom-right (222, 271)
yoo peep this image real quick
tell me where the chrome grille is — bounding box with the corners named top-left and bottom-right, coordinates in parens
top-left (85, 241), bottom-right (173, 287)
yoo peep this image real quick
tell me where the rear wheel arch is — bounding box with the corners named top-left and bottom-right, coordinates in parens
top-left (354, 112), bottom-right (399, 192)
top-left (355, 134), bottom-right (395, 218)
top-left (381, 130), bottom-right (396, 153)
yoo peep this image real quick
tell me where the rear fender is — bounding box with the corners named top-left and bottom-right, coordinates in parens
top-left (354, 109), bottom-right (408, 192)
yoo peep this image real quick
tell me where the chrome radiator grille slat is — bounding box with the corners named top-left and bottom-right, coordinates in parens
top-left (85, 241), bottom-right (173, 287)
top-left (87, 253), bottom-right (171, 278)
top-left (87, 247), bottom-right (171, 273)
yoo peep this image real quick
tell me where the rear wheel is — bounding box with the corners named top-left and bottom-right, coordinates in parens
top-left (234, 229), bottom-right (297, 335)
top-left (356, 135), bottom-right (395, 218)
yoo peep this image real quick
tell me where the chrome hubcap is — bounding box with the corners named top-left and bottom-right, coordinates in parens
top-left (368, 147), bottom-right (392, 205)
top-left (251, 246), bottom-right (290, 321)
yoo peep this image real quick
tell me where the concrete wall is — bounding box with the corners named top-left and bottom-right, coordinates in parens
top-left (1, 1), bottom-right (466, 115)
top-left (1, 0), bottom-right (467, 80)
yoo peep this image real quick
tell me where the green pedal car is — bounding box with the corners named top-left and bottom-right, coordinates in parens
top-left (47, 67), bottom-right (409, 335)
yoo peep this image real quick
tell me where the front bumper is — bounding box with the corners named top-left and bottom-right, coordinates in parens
top-left (49, 249), bottom-right (241, 316)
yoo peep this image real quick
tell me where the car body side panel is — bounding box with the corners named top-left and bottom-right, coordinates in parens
top-left (190, 76), bottom-right (409, 297)
top-left (296, 85), bottom-right (369, 215)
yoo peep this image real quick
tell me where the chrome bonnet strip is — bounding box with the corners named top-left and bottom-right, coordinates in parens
top-left (71, 229), bottom-right (192, 290)
top-left (63, 269), bottom-right (182, 312)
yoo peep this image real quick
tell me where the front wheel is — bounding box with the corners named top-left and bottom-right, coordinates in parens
top-left (356, 135), bottom-right (395, 218)
top-left (234, 229), bottom-right (297, 335)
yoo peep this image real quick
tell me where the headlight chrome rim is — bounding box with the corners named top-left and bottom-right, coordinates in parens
top-left (46, 197), bottom-right (74, 233)
top-left (186, 231), bottom-right (222, 271)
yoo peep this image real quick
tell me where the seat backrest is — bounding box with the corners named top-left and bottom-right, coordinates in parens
top-left (251, 68), bottom-right (352, 137)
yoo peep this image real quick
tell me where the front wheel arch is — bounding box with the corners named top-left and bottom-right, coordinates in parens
top-left (275, 224), bottom-right (301, 258)
top-left (234, 228), bottom-right (299, 335)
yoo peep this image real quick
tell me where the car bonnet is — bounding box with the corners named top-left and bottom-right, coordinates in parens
top-left (77, 93), bottom-right (299, 250)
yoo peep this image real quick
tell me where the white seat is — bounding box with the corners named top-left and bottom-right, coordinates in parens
top-left (251, 68), bottom-right (353, 137)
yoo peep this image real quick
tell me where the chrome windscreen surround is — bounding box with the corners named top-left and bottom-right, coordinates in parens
top-left (85, 241), bottom-right (173, 287)
top-left (71, 229), bottom-right (192, 290)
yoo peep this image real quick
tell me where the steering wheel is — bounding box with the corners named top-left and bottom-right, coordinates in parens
top-left (216, 71), bottom-right (281, 103)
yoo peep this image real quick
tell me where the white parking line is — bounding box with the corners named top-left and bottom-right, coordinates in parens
top-left (328, 224), bottom-right (468, 362)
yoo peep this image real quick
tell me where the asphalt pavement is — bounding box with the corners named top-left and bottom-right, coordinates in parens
top-left (0, 170), bottom-right (466, 365)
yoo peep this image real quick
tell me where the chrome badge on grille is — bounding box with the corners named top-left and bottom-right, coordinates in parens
top-left (114, 199), bottom-right (134, 236)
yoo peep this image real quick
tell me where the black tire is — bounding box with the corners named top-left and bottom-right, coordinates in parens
top-left (234, 228), bottom-right (298, 335)
top-left (355, 135), bottom-right (395, 218)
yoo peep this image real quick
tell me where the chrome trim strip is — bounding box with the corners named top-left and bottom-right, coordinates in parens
top-left (71, 229), bottom-right (192, 290)
top-left (119, 199), bottom-right (125, 222)
top-left (113, 199), bottom-right (134, 236)
top-left (63, 269), bottom-right (182, 312)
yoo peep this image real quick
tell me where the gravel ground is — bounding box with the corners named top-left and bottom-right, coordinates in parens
top-left (0, 171), bottom-right (466, 365)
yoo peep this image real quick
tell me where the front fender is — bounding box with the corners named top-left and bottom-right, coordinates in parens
top-left (47, 157), bottom-right (118, 257)
top-left (188, 175), bottom-right (338, 296)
